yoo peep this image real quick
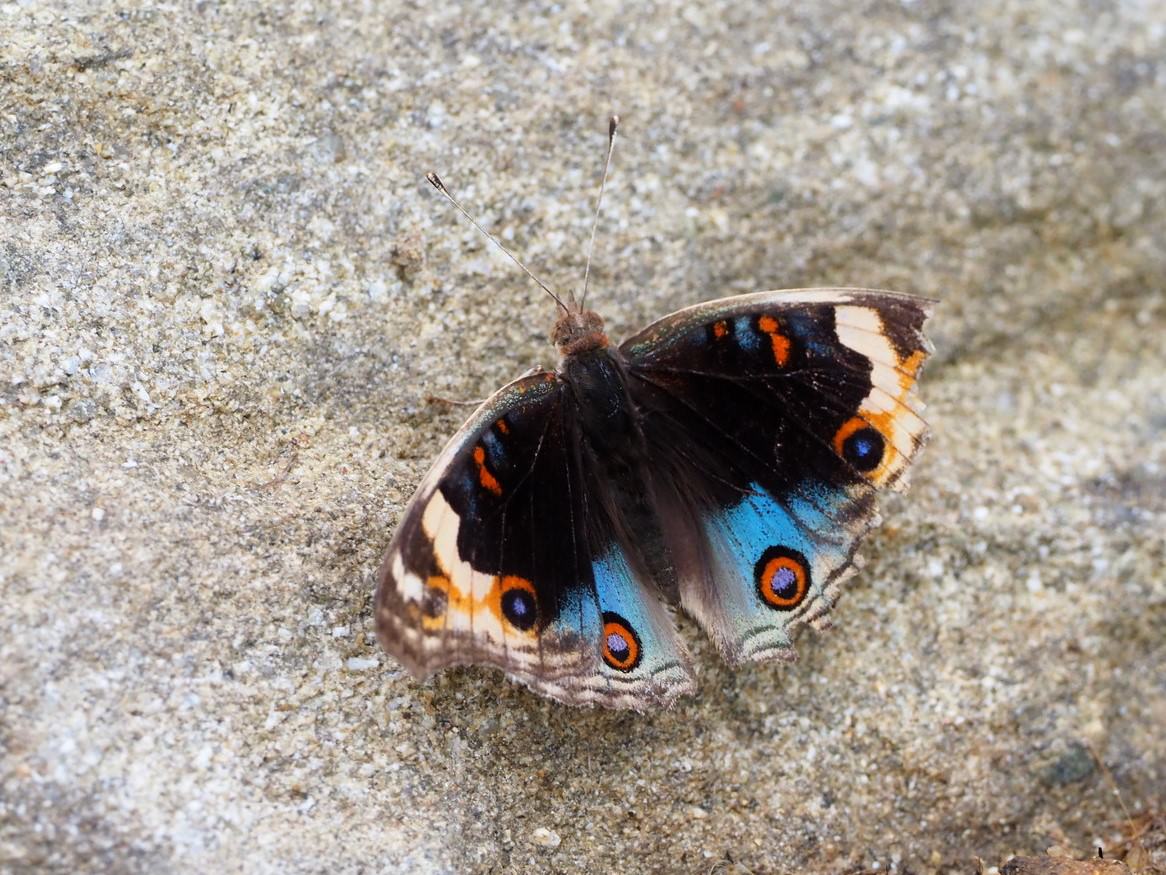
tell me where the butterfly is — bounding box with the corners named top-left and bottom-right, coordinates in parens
top-left (374, 119), bottom-right (933, 710)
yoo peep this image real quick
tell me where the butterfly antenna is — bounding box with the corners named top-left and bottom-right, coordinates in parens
top-left (579, 114), bottom-right (619, 312)
top-left (425, 172), bottom-right (570, 315)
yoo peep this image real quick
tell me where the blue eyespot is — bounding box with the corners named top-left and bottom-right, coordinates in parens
top-left (769, 565), bottom-right (799, 600)
top-left (842, 426), bottom-right (885, 472)
top-left (606, 631), bottom-right (628, 657)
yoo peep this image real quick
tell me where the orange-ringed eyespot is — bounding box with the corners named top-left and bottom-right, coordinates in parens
top-left (833, 416), bottom-right (885, 472)
top-left (499, 577), bottom-right (537, 631)
top-left (754, 546), bottom-right (810, 610)
top-left (421, 583), bottom-right (448, 618)
top-left (601, 611), bottom-right (642, 672)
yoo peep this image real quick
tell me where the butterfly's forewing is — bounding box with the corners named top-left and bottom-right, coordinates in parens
top-left (375, 372), bottom-right (694, 708)
top-left (621, 289), bottom-right (934, 664)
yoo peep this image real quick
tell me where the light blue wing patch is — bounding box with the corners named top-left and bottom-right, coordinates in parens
top-left (683, 480), bottom-right (863, 663)
top-left (734, 315), bottom-right (760, 351)
top-left (557, 547), bottom-right (694, 703)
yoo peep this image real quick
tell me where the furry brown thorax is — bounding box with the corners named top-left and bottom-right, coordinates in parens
top-left (551, 308), bottom-right (609, 358)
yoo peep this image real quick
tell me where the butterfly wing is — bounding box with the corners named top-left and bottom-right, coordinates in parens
top-left (375, 372), bottom-right (694, 709)
top-left (620, 288), bottom-right (934, 664)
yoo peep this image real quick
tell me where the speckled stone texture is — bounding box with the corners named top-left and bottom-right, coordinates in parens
top-left (2, 1), bottom-right (1164, 873)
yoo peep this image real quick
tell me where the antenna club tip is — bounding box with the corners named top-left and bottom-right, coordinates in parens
top-left (608, 114), bottom-right (620, 135)
top-left (425, 171), bottom-right (443, 189)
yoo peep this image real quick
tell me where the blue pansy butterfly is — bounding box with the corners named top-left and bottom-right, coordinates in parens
top-left (375, 118), bottom-right (933, 709)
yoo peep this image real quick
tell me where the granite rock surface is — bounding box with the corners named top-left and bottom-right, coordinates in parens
top-left (2, 1), bottom-right (1164, 873)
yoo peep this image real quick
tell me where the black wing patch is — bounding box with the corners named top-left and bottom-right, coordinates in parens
top-left (375, 372), bottom-right (693, 708)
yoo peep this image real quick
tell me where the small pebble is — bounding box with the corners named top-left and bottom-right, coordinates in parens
top-left (530, 827), bottom-right (561, 849)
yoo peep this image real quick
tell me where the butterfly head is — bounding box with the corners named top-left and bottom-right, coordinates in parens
top-left (551, 308), bottom-right (609, 358)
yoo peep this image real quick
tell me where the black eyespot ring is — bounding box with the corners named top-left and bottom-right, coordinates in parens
top-left (499, 577), bottom-right (538, 631)
top-left (834, 416), bottom-right (886, 472)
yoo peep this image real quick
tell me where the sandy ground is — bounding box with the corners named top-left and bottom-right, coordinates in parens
top-left (2, 1), bottom-right (1164, 873)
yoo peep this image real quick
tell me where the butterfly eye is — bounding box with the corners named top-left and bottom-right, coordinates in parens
top-left (754, 547), bottom-right (810, 610)
top-left (600, 612), bottom-right (642, 672)
top-left (833, 416), bottom-right (886, 473)
top-left (499, 576), bottom-right (538, 631)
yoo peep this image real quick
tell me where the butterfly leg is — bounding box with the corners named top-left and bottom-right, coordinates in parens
top-left (424, 393), bottom-right (488, 407)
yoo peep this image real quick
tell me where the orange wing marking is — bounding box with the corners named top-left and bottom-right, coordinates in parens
top-left (472, 445), bottom-right (503, 496)
top-left (757, 314), bottom-right (791, 366)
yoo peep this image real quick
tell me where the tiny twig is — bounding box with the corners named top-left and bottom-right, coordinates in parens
top-left (257, 449), bottom-right (299, 491)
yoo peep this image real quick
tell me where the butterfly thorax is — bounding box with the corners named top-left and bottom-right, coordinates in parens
top-left (558, 342), bottom-right (642, 460)
top-left (552, 308), bottom-right (609, 358)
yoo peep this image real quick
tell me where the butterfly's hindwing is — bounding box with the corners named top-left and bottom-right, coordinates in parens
top-left (375, 372), bottom-right (694, 708)
top-left (622, 289), bottom-right (933, 664)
